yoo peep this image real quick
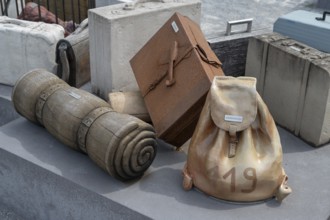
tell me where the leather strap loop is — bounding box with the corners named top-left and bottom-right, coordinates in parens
top-left (165, 41), bottom-right (178, 87)
top-left (58, 43), bottom-right (70, 82)
top-left (77, 107), bottom-right (113, 153)
top-left (142, 46), bottom-right (194, 97)
top-left (228, 125), bottom-right (238, 158)
top-left (35, 83), bottom-right (68, 126)
top-left (195, 44), bottom-right (222, 68)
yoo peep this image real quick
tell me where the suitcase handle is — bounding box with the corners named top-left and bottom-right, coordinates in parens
top-left (58, 43), bottom-right (70, 83)
top-left (225, 18), bottom-right (253, 36)
top-left (281, 42), bottom-right (310, 54)
top-left (166, 41), bottom-right (178, 87)
top-left (289, 43), bottom-right (307, 53)
top-left (315, 11), bottom-right (330, 21)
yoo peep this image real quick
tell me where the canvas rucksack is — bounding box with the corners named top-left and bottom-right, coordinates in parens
top-left (182, 76), bottom-right (292, 202)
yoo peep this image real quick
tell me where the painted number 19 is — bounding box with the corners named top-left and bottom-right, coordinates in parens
top-left (223, 167), bottom-right (257, 193)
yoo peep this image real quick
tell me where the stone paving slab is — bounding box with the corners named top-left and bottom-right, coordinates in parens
top-left (201, 0), bottom-right (320, 38)
top-left (0, 202), bottom-right (23, 220)
top-left (95, 0), bottom-right (322, 38)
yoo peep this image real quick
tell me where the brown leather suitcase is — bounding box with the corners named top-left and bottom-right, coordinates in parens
top-left (130, 12), bottom-right (224, 147)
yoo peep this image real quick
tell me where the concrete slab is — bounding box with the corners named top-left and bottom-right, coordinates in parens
top-left (0, 118), bottom-right (149, 220)
top-left (0, 201), bottom-right (23, 220)
top-left (0, 97), bottom-right (19, 127)
top-left (0, 84), bottom-right (13, 100)
top-left (0, 117), bottom-right (329, 219)
top-left (0, 86), bottom-right (19, 127)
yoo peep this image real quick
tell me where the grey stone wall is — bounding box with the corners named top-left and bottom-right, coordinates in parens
top-left (210, 37), bottom-right (250, 77)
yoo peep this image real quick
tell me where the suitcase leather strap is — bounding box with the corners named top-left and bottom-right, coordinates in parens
top-left (142, 45), bottom-right (194, 97)
top-left (142, 17), bottom-right (223, 97)
top-left (165, 41), bottom-right (179, 87)
top-left (77, 107), bottom-right (113, 153)
top-left (35, 83), bottom-right (69, 126)
top-left (58, 43), bottom-right (70, 83)
top-left (195, 44), bottom-right (221, 68)
top-left (142, 43), bottom-right (221, 97)
top-left (186, 23), bottom-right (222, 68)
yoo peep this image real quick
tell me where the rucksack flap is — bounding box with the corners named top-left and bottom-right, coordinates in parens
top-left (210, 76), bottom-right (257, 132)
top-left (183, 76), bottom-right (291, 202)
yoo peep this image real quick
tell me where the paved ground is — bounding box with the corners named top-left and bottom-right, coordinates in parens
top-left (0, 86), bottom-right (21, 220)
top-left (201, 0), bottom-right (319, 37)
top-left (96, 0), bottom-right (321, 38)
top-left (0, 203), bottom-right (22, 220)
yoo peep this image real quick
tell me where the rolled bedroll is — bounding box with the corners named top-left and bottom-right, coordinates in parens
top-left (12, 69), bottom-right (157, 180)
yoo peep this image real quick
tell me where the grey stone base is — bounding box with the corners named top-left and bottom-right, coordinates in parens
top-left (0, 119), bottom-right (149, 220)
top-left (1, 117), bottom-right (330, 220)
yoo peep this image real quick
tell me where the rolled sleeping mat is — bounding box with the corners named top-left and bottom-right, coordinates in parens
top-left (82, 107), bottom-right (157, 180)
top-left (12, 69), bottom-right (157, 180)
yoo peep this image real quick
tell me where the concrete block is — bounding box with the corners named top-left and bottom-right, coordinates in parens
top-left (0, 17), bottom-right (64, 86)
top-left (88, 0), bottom-right (201, 99)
